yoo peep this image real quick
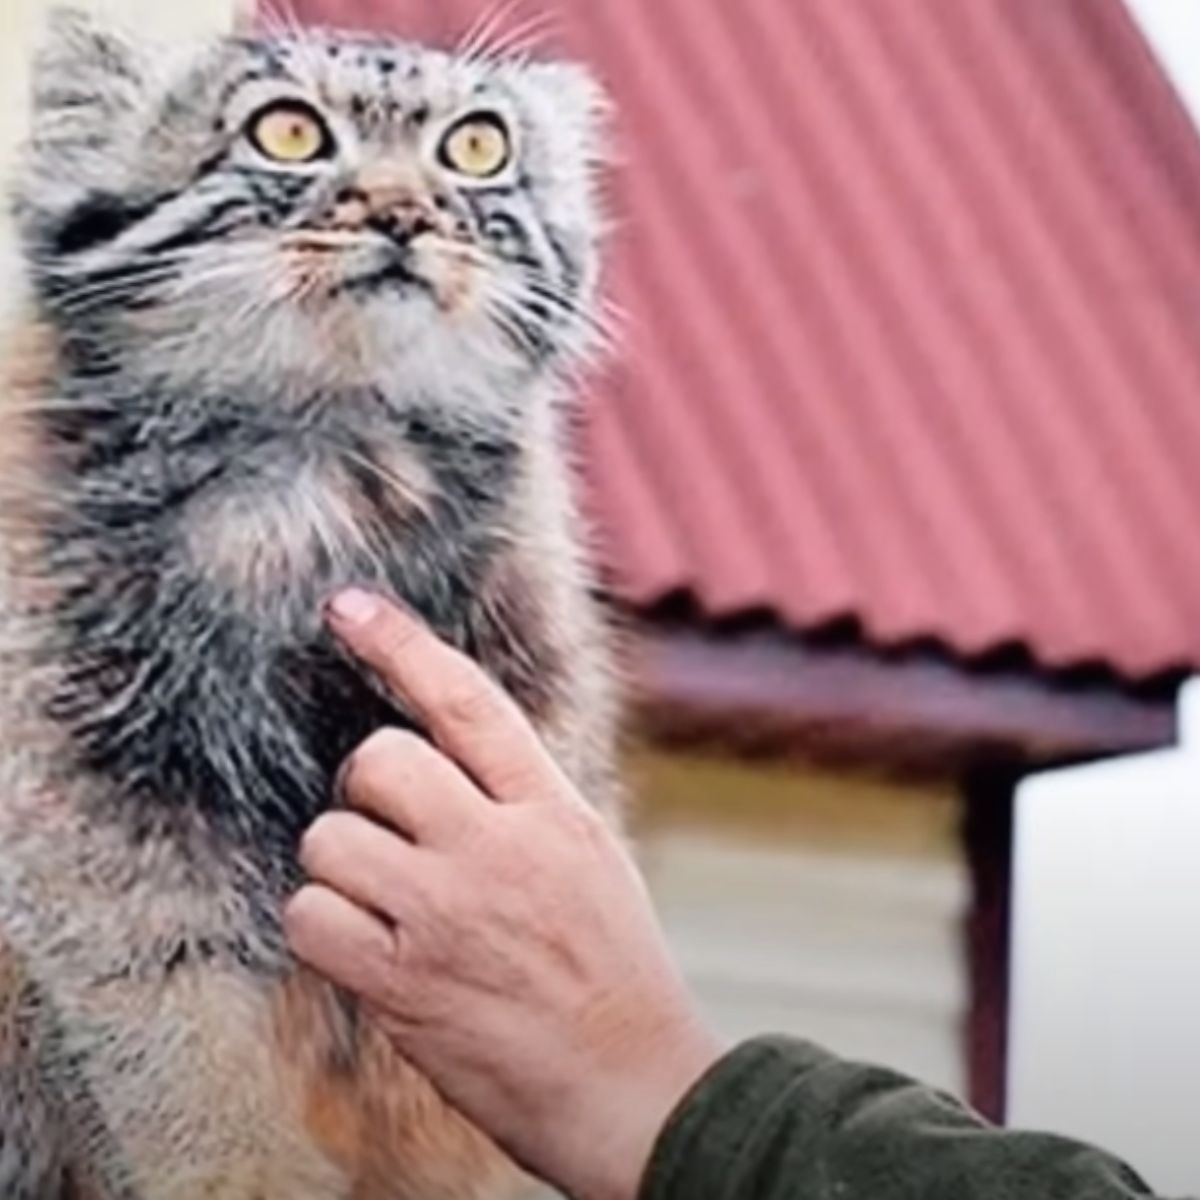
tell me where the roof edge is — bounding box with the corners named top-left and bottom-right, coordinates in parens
top-left (628, 623), bottom-right (1178, 773)
top-left (618, 589), bottom-right (1194, 689)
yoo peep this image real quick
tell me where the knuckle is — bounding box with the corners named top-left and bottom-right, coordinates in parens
top-left (371, 610), bottom-right (426, 660)
top-left (436, 655), bottom-right (505, 728)
top-left (299, 813), bottom-right (346, 871)
top-left (346, 727), bottom-right (420, 792)
top-left (441, 681), bottom-right (500, 730)
top-left (283, 885), bottom-right (328, 946)
top-left (285, 884), bottom-right (321, 923)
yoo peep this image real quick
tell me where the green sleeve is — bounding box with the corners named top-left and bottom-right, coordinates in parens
top-left (640, 1036), bottom-right (1167, 1200)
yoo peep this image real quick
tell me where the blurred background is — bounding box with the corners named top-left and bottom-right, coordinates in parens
top-left (2, 0), bottom-right (1198, 1179)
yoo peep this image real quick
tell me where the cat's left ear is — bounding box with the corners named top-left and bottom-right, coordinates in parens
top-left (516, 61), bottom-right (611, 166)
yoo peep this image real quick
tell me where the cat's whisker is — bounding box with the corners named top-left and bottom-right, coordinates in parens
top-left (50, 280), bottom-right (158, 310)
top-left (483, 294), bottom-right (551, 362)
top-left (39, 250), bottom-right (191, 283)
top-left (51, 276), bottom-right (182, 315)
top-left (475, 10), bottom-right (561, 64)
top-left (255, 0), bottom-right (304, 44)
top-left (39, 245), bottom-right (277, 312)
top-left (55, 268), bottom-right (237, 317)
top-left (165, 256), bottom-right (279, 295)
top-left (489, 271), bottom-right (616, 354)
top-left (201, 284), bottom-right (283, 330)
top-left (127, 246), bottom-right (286, 303)
top-left (458, 2), bottom-right (560, 71)
top-left (44, 271), bottom-right (176, 305)
top-left (599, 295), bottom-right (630, 329)
top-left (545, 282), bottom-right (621, 341)
top-left (456, 0), bottom-right (521, 67)
top-left (149, 261), bottom-right (285, 335)
top-left (487, 285), bottom-right (558, 333)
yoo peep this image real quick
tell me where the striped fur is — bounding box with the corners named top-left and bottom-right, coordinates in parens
top-left (0, 7), bottom-right (618, 1198)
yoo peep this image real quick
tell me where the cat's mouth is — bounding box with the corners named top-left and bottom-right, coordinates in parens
top-left (280, 228), bottom-right (487, 315)
top-left (339, 258), bottom-right (426, 298)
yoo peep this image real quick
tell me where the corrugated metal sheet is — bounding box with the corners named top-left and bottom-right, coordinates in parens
top-left (290, 0), bottom-right (1200, 680)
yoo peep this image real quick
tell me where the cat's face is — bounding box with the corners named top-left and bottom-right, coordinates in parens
top-left (14, 9), bottom-right (607, 400)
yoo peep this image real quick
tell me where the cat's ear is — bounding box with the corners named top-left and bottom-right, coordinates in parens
top-left (518, 61), bottom-right (611, 165)
top-left (13, 7), bottom-right (148, 247)
top-left (28, 6), bottom-right (147, 151)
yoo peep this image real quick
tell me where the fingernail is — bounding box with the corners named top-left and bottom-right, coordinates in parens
top-left (328, 589), bottom-right (379, 626)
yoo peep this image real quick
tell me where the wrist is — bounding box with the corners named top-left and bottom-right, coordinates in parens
top-left (539, 1001), bottom-right (726, 1200)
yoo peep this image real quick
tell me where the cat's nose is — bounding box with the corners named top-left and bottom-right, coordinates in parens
top-left (333, 161), bottom-right (450, 244)
top-left (367, 198), bottom-right (439, 243)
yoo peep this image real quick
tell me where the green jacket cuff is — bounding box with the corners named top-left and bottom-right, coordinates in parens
top-left (639, 1035), bottom-right (837, 1200)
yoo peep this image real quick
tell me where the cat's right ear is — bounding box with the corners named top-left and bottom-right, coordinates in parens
top-left (29, 6), bottom-right (146, 149)
top-left (14, 7), bottom-right (148, 249)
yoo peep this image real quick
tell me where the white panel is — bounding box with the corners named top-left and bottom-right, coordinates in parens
top-left (642, 834), bottom-right (969, 1096)
top-left (1125, 0), bottom-right (1200, 130)
top-left (1008, 679), bottom-right (1200, 1195)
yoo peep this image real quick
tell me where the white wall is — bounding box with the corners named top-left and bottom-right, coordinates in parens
top-left (645, 834), bottom-right (969, 1095)
top-left (1124, 0), bottom-right (1200, 128)
top-left (635, 756), bottom-right (970, 1097)
top-left (1008, 681), bottom-right (1200, 1195)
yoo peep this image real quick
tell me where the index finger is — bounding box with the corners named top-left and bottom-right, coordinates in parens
top-left (326, 589), bottom-right (567, 804)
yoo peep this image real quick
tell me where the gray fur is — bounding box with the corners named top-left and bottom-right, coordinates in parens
top-left (0, 7), bottom-right (618, 1197)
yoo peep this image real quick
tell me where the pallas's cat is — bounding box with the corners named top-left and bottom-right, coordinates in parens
top-left (0, 8), bottom-right (618, 1198)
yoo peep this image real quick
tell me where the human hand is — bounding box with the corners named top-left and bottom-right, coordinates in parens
top-left (284, 591), bottom-right (724, 1200)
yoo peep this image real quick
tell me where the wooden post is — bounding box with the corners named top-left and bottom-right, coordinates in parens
top-left (962, 762), bottom-right (1018, 1123)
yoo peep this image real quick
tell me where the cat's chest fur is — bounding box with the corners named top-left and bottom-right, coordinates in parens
top-left (36, 386), bottom-right (532, 871)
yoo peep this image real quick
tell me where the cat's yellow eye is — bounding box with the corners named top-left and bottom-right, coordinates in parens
top-left (439, 114), bottom-right (512, 179)
top-left (248, 101), bottom-right (332, 165)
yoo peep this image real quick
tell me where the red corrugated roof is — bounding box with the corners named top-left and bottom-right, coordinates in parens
top-left (291, 0), bottom-right (1200, 680)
